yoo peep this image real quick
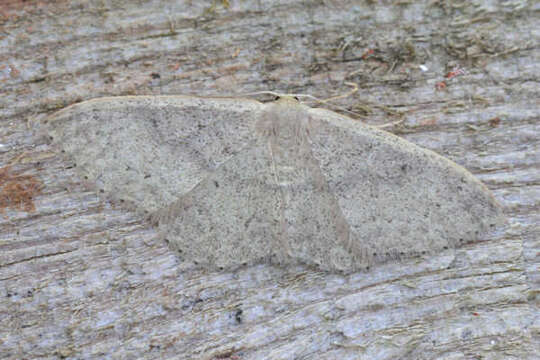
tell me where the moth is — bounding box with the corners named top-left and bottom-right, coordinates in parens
top-left (45, 95), bottom-right (504, 272)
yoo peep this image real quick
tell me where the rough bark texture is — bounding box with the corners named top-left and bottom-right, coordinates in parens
top-left (0, 1), bottom-right (538, 359)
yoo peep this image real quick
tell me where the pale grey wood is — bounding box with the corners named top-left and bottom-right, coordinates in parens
top-left (0, 1), bottom-right (538, 359)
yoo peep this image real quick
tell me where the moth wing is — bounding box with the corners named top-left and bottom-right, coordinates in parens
top-left (307, 108), bottom-right (505, 266)
top-left (157, 138), bottom-right (283, 270)
top-left (45, 96), bottom-right (264, 213)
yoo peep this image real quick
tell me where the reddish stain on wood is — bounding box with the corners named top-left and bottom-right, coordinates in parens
top-left (0, 166), bottom-right (42, 213)
top-left (489, 117), bottom-right (501, 127)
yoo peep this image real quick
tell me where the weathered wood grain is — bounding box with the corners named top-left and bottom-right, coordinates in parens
top-left (0, 1), bottom-right (538, 359)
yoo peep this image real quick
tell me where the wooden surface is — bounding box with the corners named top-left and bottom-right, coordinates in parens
top-left (0, 1), bottom-right (538, 359)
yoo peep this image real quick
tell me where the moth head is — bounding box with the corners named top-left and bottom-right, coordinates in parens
top-left (273, 95), bottom-right (300, 103)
